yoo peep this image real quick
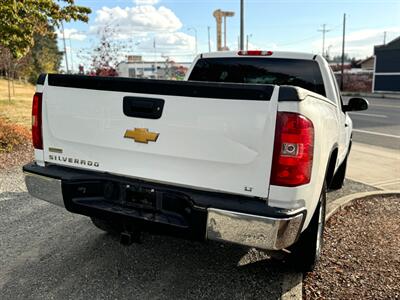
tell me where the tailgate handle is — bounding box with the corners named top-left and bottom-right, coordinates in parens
top-left (123, 97), bottom-right (164, 119)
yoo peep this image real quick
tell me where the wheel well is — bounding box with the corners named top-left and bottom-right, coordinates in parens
top-left (325, 148), bottom-right (338, 188)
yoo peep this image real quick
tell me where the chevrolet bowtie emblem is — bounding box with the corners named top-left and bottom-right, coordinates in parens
top-left (124, 128), bottom-right (159, 144)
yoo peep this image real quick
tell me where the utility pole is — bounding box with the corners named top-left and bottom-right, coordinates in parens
top-left (208, 26), bottom-right (211, 52)
top-left (61, 21), bottom-right (69, 73)
top-left (383, 31), bottom-right (387, 45)
top-left (340, 13), bottom-right (346, 91)
top-left (240, 0), bottom-right (244, 50)
top-left (318, 24), bottom-right (331, 58)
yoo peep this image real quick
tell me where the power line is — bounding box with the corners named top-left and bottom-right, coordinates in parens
top-left (278, 34), bottom-right (321, 46)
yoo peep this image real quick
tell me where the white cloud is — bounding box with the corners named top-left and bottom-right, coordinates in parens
top-left (311, 27), bottom-right (400, 58)
top-left (90, 4), bottom-right (197, 60)
top-left (138, 32), bottom-right (195, 52)
top-left (93, 5), bottom-right (182, 34)
top-left (134, 0), bottom-right (159, 5)
top-left (56, 28), bottom-right (87, 41)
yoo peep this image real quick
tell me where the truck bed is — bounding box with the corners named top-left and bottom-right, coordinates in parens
top-left (38, 74), bottom-right (279, 197)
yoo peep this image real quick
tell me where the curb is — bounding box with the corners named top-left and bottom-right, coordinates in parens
top-left (288, 190), bottom-right (400, 300)
top-left (281, 190), bottom-right (400, 300)
top-left (326, 190), bottom-right (400, 221)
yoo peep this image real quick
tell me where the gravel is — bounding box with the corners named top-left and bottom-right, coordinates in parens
top-left (0, 145), bottom-right (33, 170)
top-left (303, 195), bottom-right (400, 299)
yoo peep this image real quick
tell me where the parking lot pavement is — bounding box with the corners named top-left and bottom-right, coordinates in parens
top-left (0, 167), bottom-right (296, 300)
top-left (0, 167), bottom-right (378, 299)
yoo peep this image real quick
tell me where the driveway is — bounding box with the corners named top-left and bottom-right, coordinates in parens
top-left (0, 166), bottom-right (377, 299)
top-left (0, 167), bottom-right (297, 300)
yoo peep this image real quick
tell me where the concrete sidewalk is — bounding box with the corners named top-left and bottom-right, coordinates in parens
top-left (347, 142), bottom-right (400, 190)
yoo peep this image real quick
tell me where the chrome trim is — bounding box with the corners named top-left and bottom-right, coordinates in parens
top-left (206, 208), bottom-right (305, 250)
top-left (24, 172), bottom-right (64, 207)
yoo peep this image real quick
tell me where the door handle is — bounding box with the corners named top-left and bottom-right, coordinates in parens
top-left (123, 97), bottom-right (164, 119)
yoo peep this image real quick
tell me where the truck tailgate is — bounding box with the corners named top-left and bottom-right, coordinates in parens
top-left (41, 75), bottom-right (278, 197)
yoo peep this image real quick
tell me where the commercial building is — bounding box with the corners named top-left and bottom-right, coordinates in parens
top-left (116, 55), bottom-right (191, 80)
top-left (373, 36), bottom-right (400, 93)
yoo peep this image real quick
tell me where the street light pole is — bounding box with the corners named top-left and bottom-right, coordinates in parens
top-left (246, 34), bottom-right (252, 50)
top-left (69, 38), bottom-right (74, 73)
top-left (61, 21), bottom-right (69, 73)
top-left (240, 0), bottom-right (244, 50)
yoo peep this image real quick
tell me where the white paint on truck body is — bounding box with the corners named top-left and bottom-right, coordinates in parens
top-left (40, 82), bottom-right (278, 198)
top-left (37, 50), bottom-right (353, 232)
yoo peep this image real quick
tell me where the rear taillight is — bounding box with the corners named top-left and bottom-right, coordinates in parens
top-left (32, 92), bottom-right (43, 149)
top-left (237, 50), bottom-right (273, 56)
top-left (270, 112), bottom-right (314, 187)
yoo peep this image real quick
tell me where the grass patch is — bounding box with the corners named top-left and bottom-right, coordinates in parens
top-left (0, 78), bottom-right (35, 128)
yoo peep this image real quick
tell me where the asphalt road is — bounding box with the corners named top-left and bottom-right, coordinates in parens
top-left (345, 96), bottom-right (400, 150)
top-left (0, 167), bottom-right (292, 300)
top-left (0, 167), bottom-right (376, 300)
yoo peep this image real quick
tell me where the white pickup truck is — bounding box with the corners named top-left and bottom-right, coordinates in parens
top-left (24, 50), bottom-right (368, 271)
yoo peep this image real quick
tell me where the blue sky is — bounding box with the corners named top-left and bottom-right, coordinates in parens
top-left (60, 0), bottom-right (400, 72)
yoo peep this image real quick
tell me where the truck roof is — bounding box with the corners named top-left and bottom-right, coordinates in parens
top-left (200, 51), bottom-right (319, 61)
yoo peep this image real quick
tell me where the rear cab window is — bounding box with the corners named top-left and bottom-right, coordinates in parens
top-left (188, 57), bottom-right (326, 97)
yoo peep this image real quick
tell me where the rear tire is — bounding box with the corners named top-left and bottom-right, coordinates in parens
top-left (90, 217), bottom-right (122, 235)
top-left (289, 182), bottom-right (326, 273)
top-left (330, 156), bottom-right (348, 190)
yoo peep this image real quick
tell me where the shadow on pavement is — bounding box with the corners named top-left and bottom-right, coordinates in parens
top-left (0, 216), bottom-right (297, 299)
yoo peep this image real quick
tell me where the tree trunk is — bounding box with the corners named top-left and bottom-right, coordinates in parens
top-left (12, 77), bottom-right (15, 97)
top-left (11, 60), bottom-right (17, 96)
top-left (7, 71), bottom-right (11, 102)
top-left (7, 52), bottom-right (12, 102)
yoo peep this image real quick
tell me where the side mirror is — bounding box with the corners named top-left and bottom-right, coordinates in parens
top-left (343, 97), bottom-right (369, 112)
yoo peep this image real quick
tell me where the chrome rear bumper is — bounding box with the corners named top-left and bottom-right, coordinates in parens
top-left (206, 208), bottom-right (305, 250)
top-left (24, 169), bottom-right (304, 250)
top-left (24, 172), bottom-right (64, 207)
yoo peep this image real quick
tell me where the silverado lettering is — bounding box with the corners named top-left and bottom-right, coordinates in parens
top-left (48, 155), bottom-right (100, 167)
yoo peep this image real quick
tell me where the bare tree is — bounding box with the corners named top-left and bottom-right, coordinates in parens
top-left (90, 25), bottom-right (122, 76)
